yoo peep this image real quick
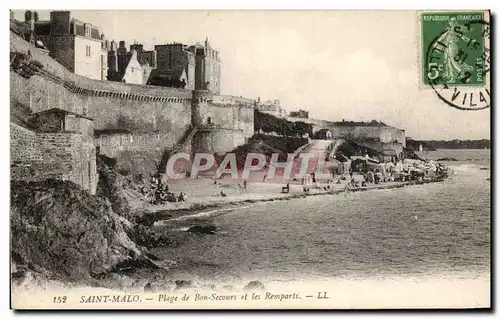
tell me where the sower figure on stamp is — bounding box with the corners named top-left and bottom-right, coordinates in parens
top-left (437, 18), bottom-right (475, 83)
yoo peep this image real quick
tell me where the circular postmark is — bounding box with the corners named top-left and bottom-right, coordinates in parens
top-left (425, 17), bottom-right (490, 110)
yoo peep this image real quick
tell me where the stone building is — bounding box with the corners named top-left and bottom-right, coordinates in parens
top-left (255, 98), bottom-right (287, 118)
top-left (33, 11), bottom-right (107, 81)
top-left (107, 41), bottom-right (153, 85)
top-left (192, 38), bottom-right (221, 94)
top-left (148, 38), bottom-right (221, 93)
top-left (330, 120), bottom-right (406, 160)
top-left (289, 109), bottom-right (309, 119)
top-left (11, 108), bottom-right (98, 194)
top-left (149, 43), bottom-right (196, 89)
top-left (99, 34), bottom-right (109, 80)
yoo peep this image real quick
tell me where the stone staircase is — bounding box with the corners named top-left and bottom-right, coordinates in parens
top-left (327, 138), bottom-right (345, 160)
top-left (171, 125), bottom-right (198, 153)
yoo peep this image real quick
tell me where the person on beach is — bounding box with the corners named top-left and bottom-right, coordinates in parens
top-left (243, 180), bottom-right (247, 190)
top-left (367, 171), bottom-right (375, 183)
top-left (344, 179), bottom-right (356, 192)
top-left (282, 183), bottom-right (290, 193)
top-left (178, 192), bottom-right (186, 202)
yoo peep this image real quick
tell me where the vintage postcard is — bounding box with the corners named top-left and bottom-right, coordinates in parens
top-left (9, 9), bottom-right (491, 310)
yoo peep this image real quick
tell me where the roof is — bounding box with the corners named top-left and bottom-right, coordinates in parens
top-left (91, 28), bottom-right (100, 40)
top-left (72, 19), bottom-right (101, 40)
top-left (31, 108), bottom-right (93, 121)
top-left (150, 68), bottom-right (186, 80)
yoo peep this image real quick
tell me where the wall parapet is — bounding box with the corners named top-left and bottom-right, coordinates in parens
top-left (192, 90), bottom-right (214, 103)
top-left (11, 31), bottom-right (192, 103)
top-left (10, 123), bottom-right (42, 165)
top-left (212, 94), bottom-right (255, 108)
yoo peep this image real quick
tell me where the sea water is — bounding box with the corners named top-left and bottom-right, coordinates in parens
top-left (154, 150), bottom-right (490, 289)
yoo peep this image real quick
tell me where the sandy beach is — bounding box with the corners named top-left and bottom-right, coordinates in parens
top-left (121, 173), bottom-right (446, 225)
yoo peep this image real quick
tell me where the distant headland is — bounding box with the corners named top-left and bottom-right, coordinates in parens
top-left (406, 139), bottom-right (490, 151)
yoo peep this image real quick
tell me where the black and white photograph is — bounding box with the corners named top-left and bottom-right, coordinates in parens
top-left (8, 8), bottom-right (491, 310)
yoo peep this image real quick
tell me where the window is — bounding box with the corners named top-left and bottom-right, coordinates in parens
top-left (85, 24), bottom-right (91, 38)
top-left (86, 45), bottom-right (91, 57)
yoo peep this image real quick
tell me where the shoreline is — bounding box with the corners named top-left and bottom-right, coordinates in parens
top-left (140, 177), bottom-right (447, 226)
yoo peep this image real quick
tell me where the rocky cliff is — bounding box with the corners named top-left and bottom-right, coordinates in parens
top-left (10, 179), bottom-right (144, 282)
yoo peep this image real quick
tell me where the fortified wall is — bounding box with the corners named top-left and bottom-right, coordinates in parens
top-left (329, 124), bottom-right (406, 147)
top-left (10, 122), bottom-right (97, 194)
top-left (10, 31), bottom-right (255, 182)
top-left (286, 116), bottom-right (330, 133)
top-left (192, 93), bottom-right (254, 155)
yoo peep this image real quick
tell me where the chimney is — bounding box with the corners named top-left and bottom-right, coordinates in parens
top-left (23, 10), bottom-right (35, 32)
top-left (110, 40), bottom-right (118, 52)
top-left (24, 10), bottom-right (32, 22)
top-left (117, 41), bottom-right (127, 54)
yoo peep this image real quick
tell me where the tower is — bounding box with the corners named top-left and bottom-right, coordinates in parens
top-left (194, 37), bottom-right (221, 94)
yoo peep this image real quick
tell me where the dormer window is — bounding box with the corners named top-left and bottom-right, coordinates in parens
top-left (84, 24), bottom-right (91, 37)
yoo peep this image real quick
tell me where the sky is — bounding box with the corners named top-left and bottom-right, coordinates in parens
top-left (12, 10), bottom-right (491, 140)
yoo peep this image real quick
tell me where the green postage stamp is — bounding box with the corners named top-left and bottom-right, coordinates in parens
top-left (421, 11), bottom-right (490, 110)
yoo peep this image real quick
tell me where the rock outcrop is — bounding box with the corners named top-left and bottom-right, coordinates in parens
top-left (187, 225), bottom-right (218, 235)
top-left (96, 155), bottom-right (134, 219)
top-left (10, 179), bottom-right (144, 281)
top-left (437, 157), bottom-right (458, 161)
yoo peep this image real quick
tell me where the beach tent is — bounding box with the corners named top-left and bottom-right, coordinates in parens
top-left (377, 163), bottom-right (387, 175)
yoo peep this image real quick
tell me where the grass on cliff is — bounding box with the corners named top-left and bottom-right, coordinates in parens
top-left (334, 139), bottom-right (383, 161)
top-left (215, 134), bottom-right (308, 170)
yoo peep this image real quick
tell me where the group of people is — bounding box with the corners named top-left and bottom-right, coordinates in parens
top-left (133, 173), bottom-right (187, 205)
top-left (215, 180), bottom-right (247, 197)
top-left (345, 158), bottom-right (448, 189)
